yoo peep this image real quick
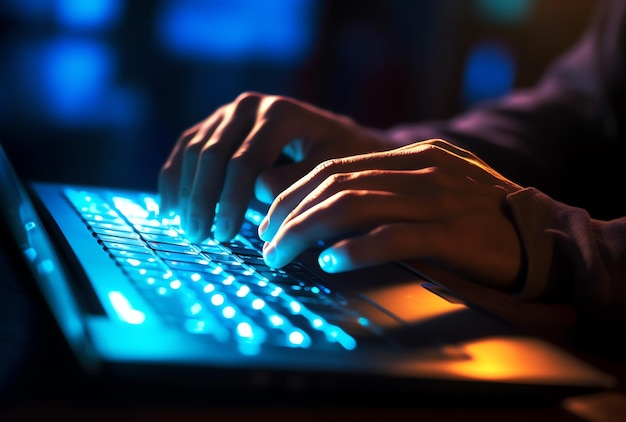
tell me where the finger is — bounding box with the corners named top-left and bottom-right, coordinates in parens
top-left (212, 96), bottom-right (333, 241)
top-left (158, 123), bottom-right (203, 216)
top-left (212, 111), bottom-right (307, 241)
top-left (318, 221), bottom-right (521, 287)
top-left (259, 143), bottom-right (455, 242)
top-left (260, 168), bottom-right (436, 241)
top-left (317, 222), bottom-right (444, 272)
top-left (178, 119), bottom-right (222, 224)
top-left (263, 190), bottom-right (434, 268)
top-left (183, 94), bottom-right (262, 241)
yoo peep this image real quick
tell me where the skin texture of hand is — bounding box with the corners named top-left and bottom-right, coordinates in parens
top-left (259, 139), bottom-right (525, 290)
top-left (158, 92), bottom-right (396, 243)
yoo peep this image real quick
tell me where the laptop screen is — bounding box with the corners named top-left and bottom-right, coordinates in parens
top-left (0, 143), bottom-right (97, 371)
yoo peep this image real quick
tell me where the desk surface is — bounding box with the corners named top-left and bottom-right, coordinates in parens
top-left (1, 260), bottom-right (625, 421)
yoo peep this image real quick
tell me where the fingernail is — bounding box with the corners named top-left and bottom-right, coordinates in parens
top-left (318, 249), bottom-right (339, 273)
top-left (263, 241), bottom-right (277, 267)
top-left (258, 217), bottom-right (269, 240)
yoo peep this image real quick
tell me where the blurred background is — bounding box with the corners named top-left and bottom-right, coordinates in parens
top-left (0, 0), bottom-right (596, 191)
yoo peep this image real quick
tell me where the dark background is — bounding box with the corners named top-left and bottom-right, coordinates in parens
top-left (0, 0), bottom-right (596, 192)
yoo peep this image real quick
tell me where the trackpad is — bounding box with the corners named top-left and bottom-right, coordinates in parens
top-left (360, 281), bottom-right (466, 325)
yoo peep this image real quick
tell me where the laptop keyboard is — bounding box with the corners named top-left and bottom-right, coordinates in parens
top-left (64, 188), bottom-right (382, 354)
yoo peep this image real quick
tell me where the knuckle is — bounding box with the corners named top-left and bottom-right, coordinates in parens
top-left (182, 139), bottom-right (203, 158)
top-left (320, 172), bottom-right (351, 192)
top-left (198, 138), bottom-right (228, 159)
top-left (313, 157), bottom-right (346, 178)
top-left (261, 96), bottom-right (295, 119)
top-left (234, 91), bottom-right (262, 110)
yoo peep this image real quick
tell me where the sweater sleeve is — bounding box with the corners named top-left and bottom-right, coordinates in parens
top-left (506, 187), bottom-right (626, 343)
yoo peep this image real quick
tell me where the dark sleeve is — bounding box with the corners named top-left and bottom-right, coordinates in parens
top-left (385, 0), bottom-right (626, 219)
top-left (506, 187), bottom-right (626, 351)
top-left (380, 0), bottom-right (626, 350)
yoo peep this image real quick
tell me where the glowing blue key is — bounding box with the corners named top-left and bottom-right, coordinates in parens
top-left (251, 298), bottom-right (265, 310)
top-left (236, 322), bottom-right (253, 339)
top-left (245, 209), bottom-right (263, 225)
top-left (289, 301), bottom-right (302, 314)
top-left (236, 285), bottom-right (251, 297)
top-left (269, 314), bottom-right (284, 327)
top-left (189, 302), bottom-right (202, 315)
top-left (125, 258), bottom-right (141, 267)
top-left (288, 330), bottom-right (305, 346)
top-left (210, 293), bottom-right (225, 306)
top-left (222, 306), bottom-right (236, 319)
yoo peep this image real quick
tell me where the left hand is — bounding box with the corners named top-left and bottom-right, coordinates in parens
top-left (258, 139), bottom-right (524, 290)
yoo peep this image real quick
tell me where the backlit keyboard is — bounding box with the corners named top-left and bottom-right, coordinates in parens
top-left (64, 188), bottom-right (379, 355)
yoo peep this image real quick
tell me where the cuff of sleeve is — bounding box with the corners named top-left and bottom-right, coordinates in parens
top-left (506, 187), bottom-right (556, 300)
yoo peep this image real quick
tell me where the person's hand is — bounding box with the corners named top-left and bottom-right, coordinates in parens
top-left (259, 139), bottom-right (524, 290)
top-left (158, 92), bottom-right (395, 243)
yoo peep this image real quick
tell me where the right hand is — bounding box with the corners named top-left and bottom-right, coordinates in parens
top-left (158, 92), bottom-right (395, 243)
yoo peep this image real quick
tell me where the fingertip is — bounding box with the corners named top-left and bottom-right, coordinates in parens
top-left (213, 217), bottom-right (234, 243)
top-left (258, 216), bottom-right (270, 241)
top-left (262, 241), bottom-right (277, 268)
top-left (318, 249), bottom-right (339, 273)
top-left (182, 210), bottom-right (213, 244)
top-left (318, 248), bottom-right (351, 273)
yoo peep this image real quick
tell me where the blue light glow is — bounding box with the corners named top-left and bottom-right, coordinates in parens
top-left (288, 330), bottom-right (305, 346)
top-left (3, 0), bottom-right (50, 18)
top-left (462, 41), bottom-right (515, 106)
top-left (222, 306), bottom-right (236, 319)
top-left (269, 314), bottom-right (284, 327)
top-left (237, 322), bottom-right (253, 339)
top-left (318, 250), bottom-right (338, 272)
top-left (39, 38), bottom-right (114, 122)
top-left (54, 0), bottom-right (122, 30)
top-left (236, 285), bottom-right (251, 298)
top-left (15, 39), bottom-right (144, 129)
top-left (156, 0), bottom-right (315, 63)
top-left (108, 291), bottom-right (146, 324)
top-left (289, 301), bottom-right (302, 314)
top-left (125, 258), bottom-right (141, 267)
top-left (246, 210), bottom-right (264, 224)
top-left (210, 293), bottom-right (225, 306)
top-left (251, 298), bottom-right (265, 310)
top-left (189, 303), bottom-right (203, 315)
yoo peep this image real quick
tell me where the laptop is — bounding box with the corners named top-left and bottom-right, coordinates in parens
top-left (0, 141), bottom-right (617, 404)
